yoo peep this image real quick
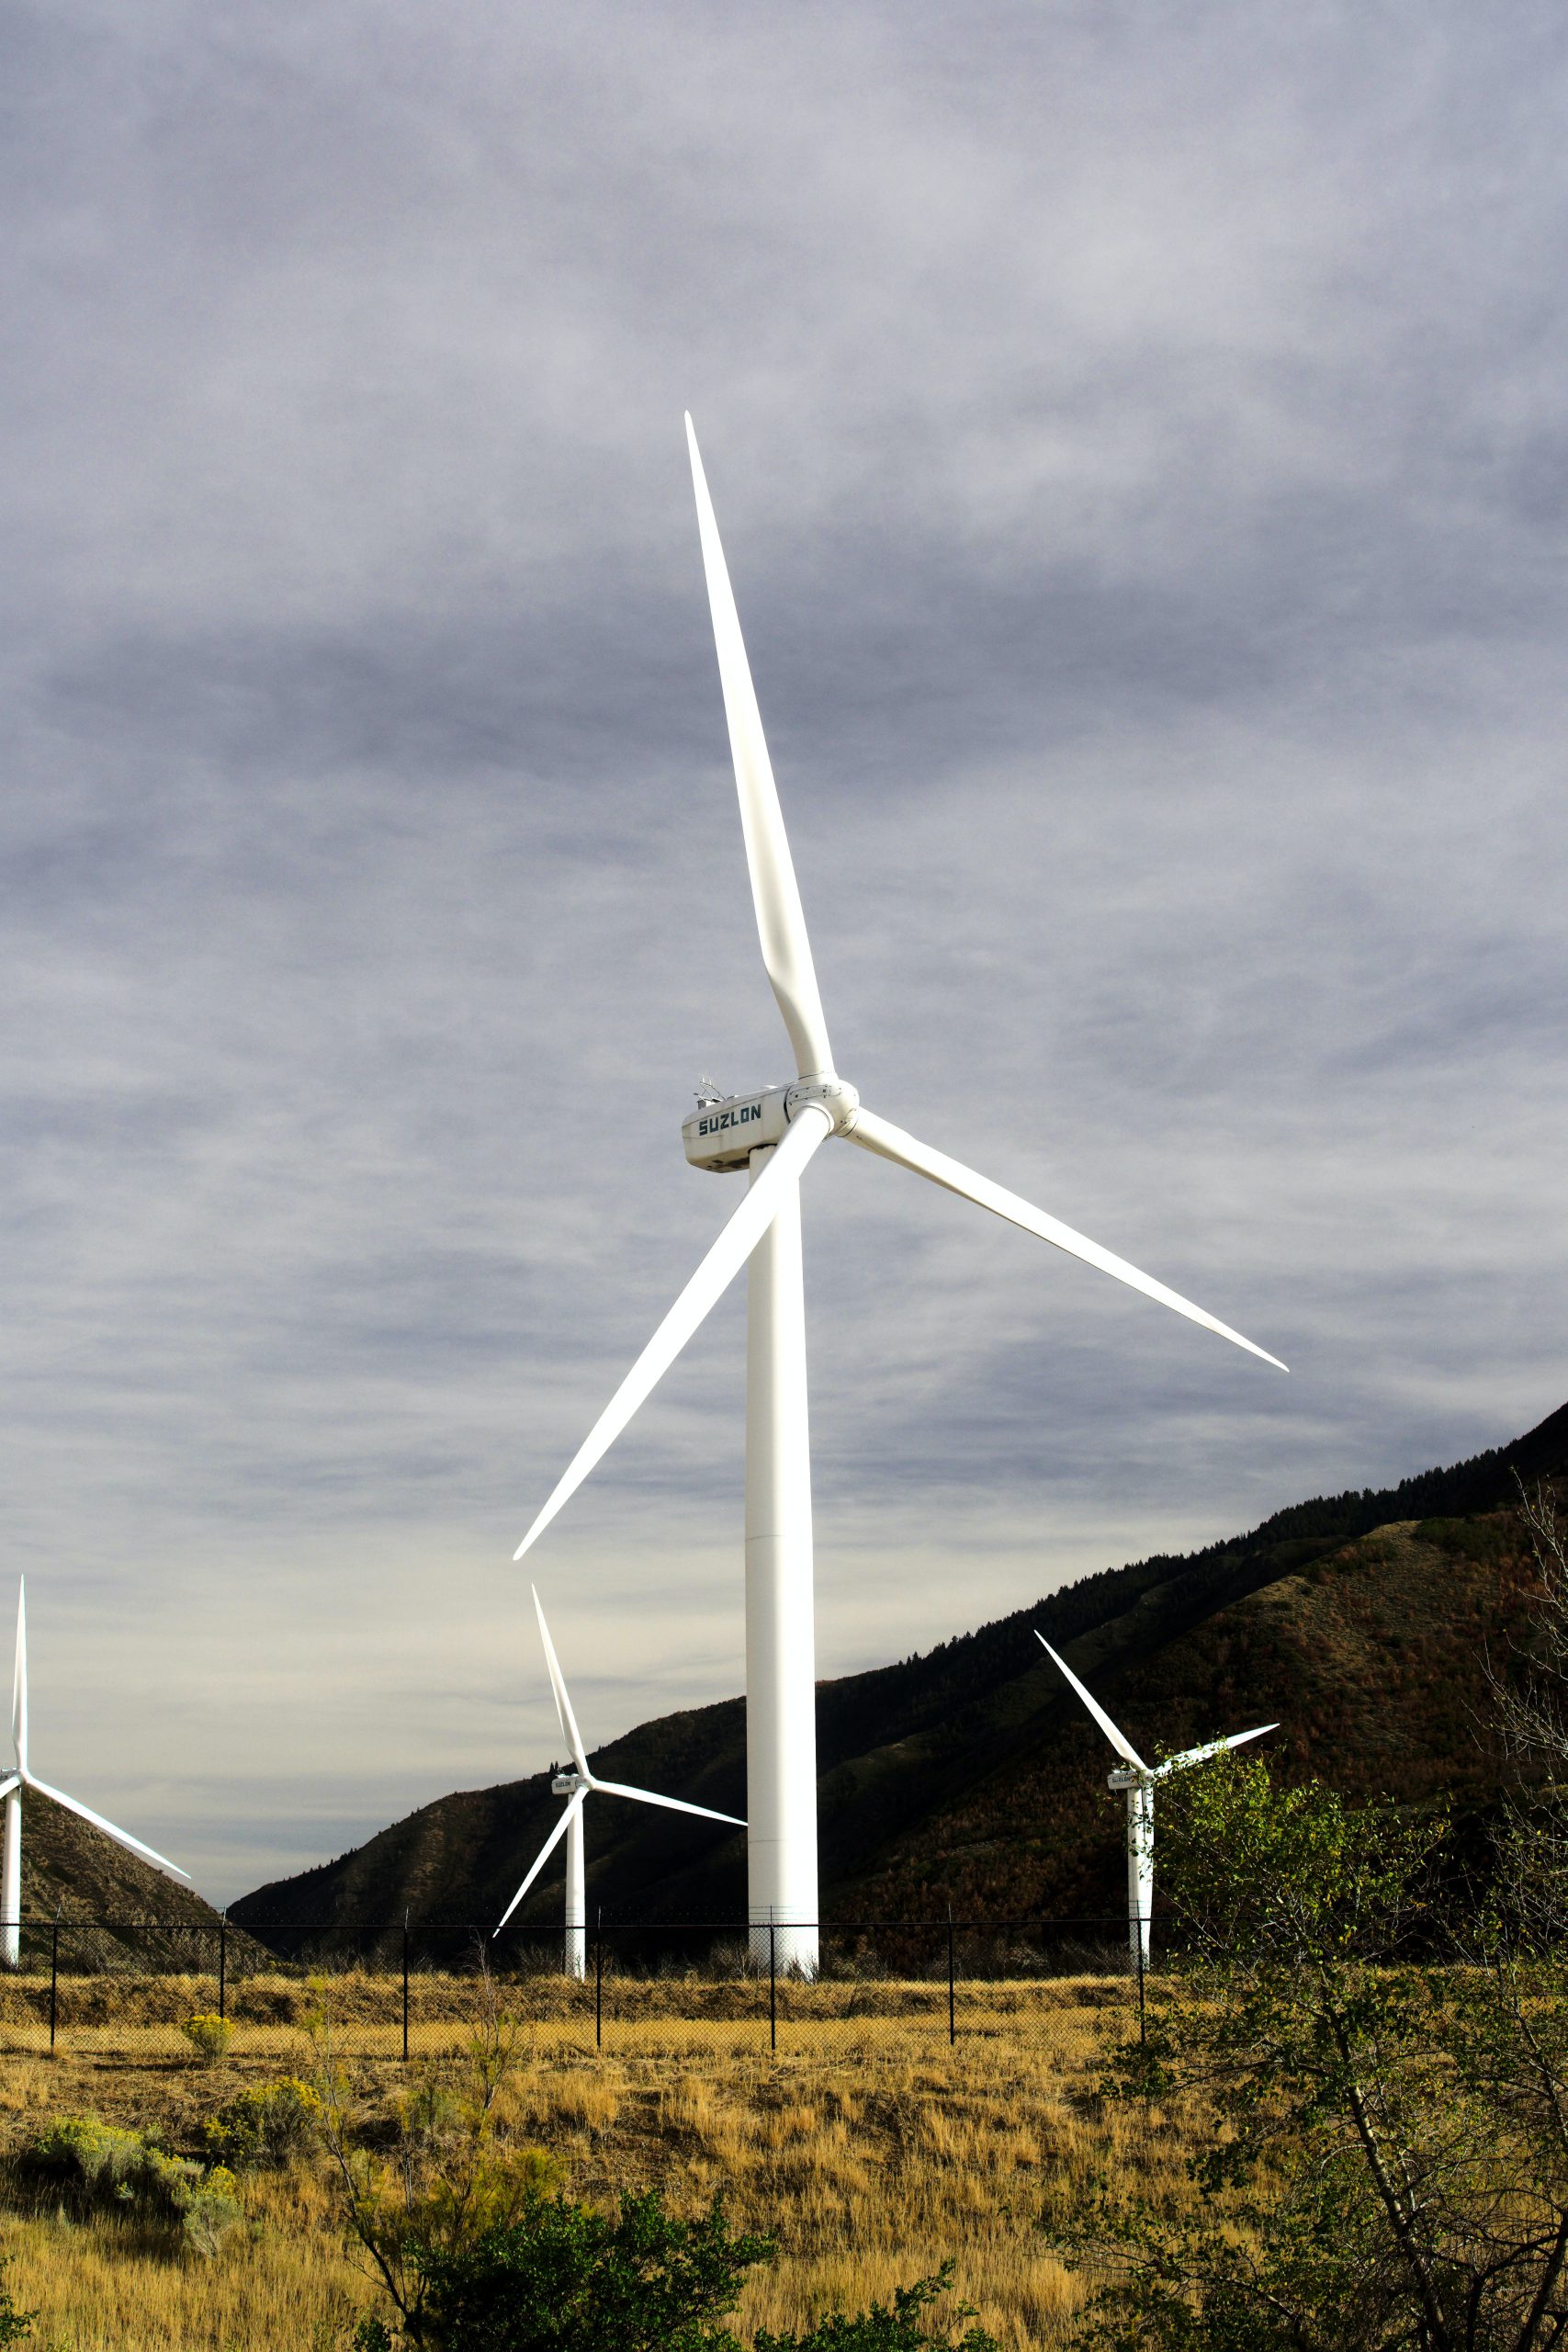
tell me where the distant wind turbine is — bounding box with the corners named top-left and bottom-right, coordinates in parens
top-left (1, 1580), bottom-right (190, 1968)
top-left (494, 1589), bottom-right (745, 1979)
top-left (1035, 1632), bottom-right (1276, 1968)
top-left (513, 415), bottom-right (1286, 1973)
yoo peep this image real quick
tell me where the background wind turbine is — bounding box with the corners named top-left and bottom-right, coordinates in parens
top-left (1035, 1631), bottom-right (1275, 1969)
top-left (514, 417), bottom-right (1287, 1973)
top-left (494, 1589), bottom-right (745, 1979)
top-left (1, 1579), bottom-right (189, 1968)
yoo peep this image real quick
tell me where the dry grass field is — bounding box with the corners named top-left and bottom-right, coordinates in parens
top-left (0, 1969), bottom-right (1170, 2350)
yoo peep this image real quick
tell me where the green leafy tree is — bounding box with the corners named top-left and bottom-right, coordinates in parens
top-left (1053, 1745), bottom-right (1568, 2351)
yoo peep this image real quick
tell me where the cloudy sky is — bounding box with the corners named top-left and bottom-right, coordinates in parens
top-left (4, 1), bottom-right (1565, 1903)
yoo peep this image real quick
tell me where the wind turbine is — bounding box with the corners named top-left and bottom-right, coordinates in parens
top-left (494, 1588), bottom-right (745, 1979)
top-left (1, 1580), bottom-right (190, 1967)
top-left (513, 416), bottom-right (1287, 1971)
top-left (1035, 1632), bottom-right (1275, 1968)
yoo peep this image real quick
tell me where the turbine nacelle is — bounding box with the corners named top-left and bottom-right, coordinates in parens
top-left (682, 1075), bottom-right (861, 1172)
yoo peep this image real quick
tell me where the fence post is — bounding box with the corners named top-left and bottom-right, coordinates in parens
top-left (401, 1912), bottom-right (410, 2064)
top-left (49, 1917), bottom-right (59, 2054)
top-left (594, 1908), bottom-right (603, 2052)
top-left (947, 1907), bottom-right (956, 2046)
top-left (218, 1913), bottom-right (227, 2022)
top-left (768, 1919), bottom-right (777, 2054)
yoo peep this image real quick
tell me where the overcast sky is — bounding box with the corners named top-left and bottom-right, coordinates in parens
top-left (4, 0), bottom-right (1565, 1904)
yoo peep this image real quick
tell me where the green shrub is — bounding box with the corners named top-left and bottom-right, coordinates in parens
top-left (0, 2259), bottom-right (32, 2346)
top-left (23, 2111), bottom-right (241, 2256)
top-left (350, 2190), bottom-right (998, 2352)
top-left (201, 2075), bottom-right (321, 2170)
top-left (179, 2010), bottom-right (233, 2064)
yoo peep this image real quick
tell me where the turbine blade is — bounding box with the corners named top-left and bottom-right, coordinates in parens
top-left (0, 1776), bottom-right (18, 1803)
top-left (532, 1588), bottom-right (590, 1779)
top-left (685, 415), bottom-right (833, 1080)
top-left (848, 1108), bottom-right (1287, 1371)
top-left (1035, 1634), bottom-right (1148, 1772)
top-left (589, 1777), bottom-right (745, 1826)
top-left (513, 1102), bottom-right (833, 1561)
top-left (494, 1789), bottom-right (585, 1934)
top-left (27, 1774), bottom-right (190, 1880)
top-left (1156, 1723), bottom-right (1278, 1779)
top-left (12, 1582), bottom-right (25, 1776)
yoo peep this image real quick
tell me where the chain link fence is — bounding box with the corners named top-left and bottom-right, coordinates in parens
top-left (0, 1916), bottom-right (1145, 2068)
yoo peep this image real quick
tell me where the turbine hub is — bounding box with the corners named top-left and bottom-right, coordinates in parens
top-left (551, 1770), bottom-right (589, 1798)
top-left (785, 1074), bottom-right (860, 1135)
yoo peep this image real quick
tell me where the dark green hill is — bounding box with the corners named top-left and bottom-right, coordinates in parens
top-left (231, 1400), bottom-right (1568, 1932)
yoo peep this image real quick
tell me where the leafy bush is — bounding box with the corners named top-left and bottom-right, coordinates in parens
top-left (755, 2266), bottom-right (998, 2351)
top-left (179, 2011), bottom-right (233, 2064)
top-left (23, 2112), bottom-right (241, 2255)
top-left (202, 2075), bottom-right (321, 2170)
top-left (349, 2190), bottom-right (998, 2352)
top-left (0, 2260), bottom-right (32, 2346)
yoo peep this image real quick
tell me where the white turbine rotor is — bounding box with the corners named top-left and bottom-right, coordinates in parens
top-left (853, 1112), bottom-right (1286, 1371)
top-left (1035, 1634), bottom-right (1147, 1771)
top-left (589, 1777), bottom-right (744, 1825)
top-left (12, 1582), bottom-right (27, 1777)
top-left (686, 415), bottom-right (833, 1083)
top-left (0, 1778), bottom-right (17, 1804)
top-left (1154, 1724), bottom-right (1278, 1779)
top-left (532, 1588), bottom-right (590, 1777)
top-left (26, 1774), bottom-right (190, 1880)
top-left (495, 1786), bottom-right (586, 1934)
top-left (513, 1102), bottom-right (832, 1562)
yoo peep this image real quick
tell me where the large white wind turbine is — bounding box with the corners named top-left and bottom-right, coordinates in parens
top-left (1035, 1632), bottom-right (1275, 1968)
top-left (494, 1589), bottom-right (745, 1979)
top-left (1, 1580), bottom-right (190, 1967)
top-left (514, 417), bottom-right (1287, 1971)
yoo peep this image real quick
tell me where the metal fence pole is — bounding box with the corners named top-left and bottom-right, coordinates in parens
top-left (218, 1915), bottom-right (227, 2021)
top-left (947, 1907), bottom-right (956, 2046)
top-left (401, 1913), bottom-right (410, 2064)
top-left (49, 1918), bottom-right (59, 2054)
top-left (768, 1920), bottom-right (777, 2054)
top-left (594, 1908), bottom-right (604, 2052)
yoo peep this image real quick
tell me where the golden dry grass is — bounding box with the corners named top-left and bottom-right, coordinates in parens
top-left (0, 1973), bottom-right (1173, 2349)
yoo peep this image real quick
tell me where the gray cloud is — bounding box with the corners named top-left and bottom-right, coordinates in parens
top-left (2, 0), bottom-right (1565, 1898)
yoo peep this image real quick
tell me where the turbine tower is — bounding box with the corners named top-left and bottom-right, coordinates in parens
top-left (494, 1589), bottom-right (745, 1979)
top-left (514, 418), bottom-right (1287, 1972)
top-left (1036, 1632), bottom-right (1276, 1968)
top-left (1, 1580), bottom-right (190, 1967)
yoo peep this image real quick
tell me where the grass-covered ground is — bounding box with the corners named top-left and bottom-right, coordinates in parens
top-left (0, 1971), bottom-right (1164, 2349)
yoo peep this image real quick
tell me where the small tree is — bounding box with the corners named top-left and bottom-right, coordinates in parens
top-left (312, 1962), bottom-right (558, 2340)
top-left (1053, 1741), bottom-right (1568, 2352)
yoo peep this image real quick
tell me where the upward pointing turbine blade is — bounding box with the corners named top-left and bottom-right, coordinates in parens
top-left (850, 1109), bottom-right (1287, 1371)
top-left (27, 1775), bottom-right (189, 1880)
top-left (532, 1589), bottom-right (589, 1777)
top-left (686, 415), bottom-right (834, 1080)
top-left (590, 1778), bottom-right (745, 1826)
top-left (11, 1582), bottom-right (25, 1776)
top-left (1035, 1634), bottom-right (1148, 1772)
top-left (1156, 1724), bottom-right (1277, 1778)
top-left (513, 1102), bottom-right (833, 1562)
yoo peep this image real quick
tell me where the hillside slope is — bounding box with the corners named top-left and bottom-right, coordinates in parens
top-left (13, 1789), bottom-right (237, 1965)
top-left (231, 1400), bottom-right (1568, 1930)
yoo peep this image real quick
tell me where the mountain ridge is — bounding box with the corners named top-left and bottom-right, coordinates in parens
top-left (231, 1399), bottom-right (1568, 1931)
